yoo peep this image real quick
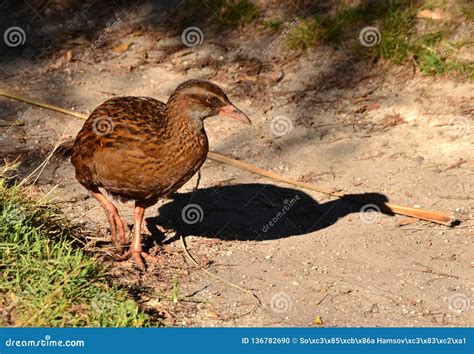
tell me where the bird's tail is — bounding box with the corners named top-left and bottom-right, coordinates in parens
top-left (53, 139), bottom-right (75, 159)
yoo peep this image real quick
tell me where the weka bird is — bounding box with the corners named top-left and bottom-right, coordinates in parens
top-left (59, 80), bottom-right (251, 268)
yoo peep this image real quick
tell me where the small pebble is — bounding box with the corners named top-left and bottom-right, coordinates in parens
top-left (206, 311), bottom-right (219, 319)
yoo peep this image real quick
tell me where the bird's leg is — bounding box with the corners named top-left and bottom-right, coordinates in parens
top-left (90, 188), bottom-right (126, 245)
top-left (188, 169), bottom-right (201, 204)
top-left (121, 201), bottom-right (159, 269)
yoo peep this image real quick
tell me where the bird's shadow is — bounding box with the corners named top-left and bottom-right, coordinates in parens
top-left (145, 183), bottom-right (391, 244)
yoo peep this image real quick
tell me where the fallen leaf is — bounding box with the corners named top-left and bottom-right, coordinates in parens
top-left (313, 315), bottom-right (323, 325)
top-left (270, 70), bottom-right (284, 82)
top-left (381, 113), bottom-right (406, 129)
top-left (50, 50), bottom-right (73, 69)
top-left (70, 304), bottom-right (87, 315)
top-left (69, 35), bottom-right (89, 45)
top-left (112, 42), bottom-right (132, 53)
top-left (206, 310), bottom-right (219, 319)
top-left (416, 10), bottom-right (443, 20)
top-left (65, 50), bottom-right (73, 62)
top-left (366, 102), bottom-right (380, 111)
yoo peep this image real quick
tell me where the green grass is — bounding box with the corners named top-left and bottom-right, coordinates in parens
top-left (202, 0), bottom-right (260, 28)
top-left (376, 6), bottom-right (417, 63)
top-left (172, 275), bottom-right (180, 304)
top-left (0, 166), bottom-right (150, 327)
top-left (287, 1), bottom-right (416, 53)
top-left (286, 0), bottom-right (473, 78)
top-left (263, 19), bottom-right (283, 31)
top-left (287, 17), bottom-right (323, 50)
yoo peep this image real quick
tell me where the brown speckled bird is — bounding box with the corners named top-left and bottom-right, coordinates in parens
top-left (59, 79), bottom-right (251, 268)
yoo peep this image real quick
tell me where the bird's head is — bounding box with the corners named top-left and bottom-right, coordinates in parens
top-left (167, 79), bottom-right (251, 127)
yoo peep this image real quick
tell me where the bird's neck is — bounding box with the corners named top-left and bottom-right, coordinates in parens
top-left (164, 99), bottom-right (206, 134)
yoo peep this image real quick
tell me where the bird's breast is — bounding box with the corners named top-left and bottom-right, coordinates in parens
top-left (71, 96), bottom-right (209, 201)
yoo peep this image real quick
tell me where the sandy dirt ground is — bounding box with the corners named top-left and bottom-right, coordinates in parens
top-left (0, 1), bottom-right (472, 326)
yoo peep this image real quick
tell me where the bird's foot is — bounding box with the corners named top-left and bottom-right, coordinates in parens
top-left (118, 248), bottom-right (159, 270)
top-left (90, 188), bottom-right (127, 245)
top-left (104, 206), bottom-right (127, 245)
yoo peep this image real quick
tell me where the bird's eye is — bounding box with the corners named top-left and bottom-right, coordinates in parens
top-left (206, 96), bottom-right (220, 106)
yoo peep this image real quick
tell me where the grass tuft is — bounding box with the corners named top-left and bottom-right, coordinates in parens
top-left (263, 19), bottom-right (283, 32)
top-left (287, 17), bottom-right (323, 50)
top-left (286, 0), bottom-right (473, 78)
top-left (201, 0), bottom-right (260, 28)
top-left (0, 165), bottom-right (149, 327)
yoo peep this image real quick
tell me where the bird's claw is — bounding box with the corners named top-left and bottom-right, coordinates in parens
top-left (105, 207), bottom-right (126, 245)
top-left (117, 249), bottom-right (159, 270)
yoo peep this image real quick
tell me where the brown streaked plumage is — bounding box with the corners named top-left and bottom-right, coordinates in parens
top-left (58, 79), bottom-right (251, 268)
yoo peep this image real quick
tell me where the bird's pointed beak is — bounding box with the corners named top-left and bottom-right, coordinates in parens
top-left (219, 104), bottom-right (252, 125)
